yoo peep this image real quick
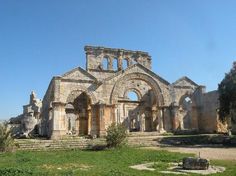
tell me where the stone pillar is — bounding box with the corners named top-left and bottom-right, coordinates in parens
top-left (115, 105), bottom-right (119, 124)
top-left (140, 114), bottom-right (145, 132)
top-left (108, 57), bottom-right (113, 71)
top-left (118, 50), bottom-right (123, 70)
top-left (152, 106), bottom-right (158, 131)
top-left (178, 107), bottom-right (184, 130)
top-left (158, 108), bottom-right (165, 133)
top-left (150, 115), bottom-right (154, 132)
top-left (171, 105), bottom-right (179, 131)
top-left (127, 58), bottom-right (132, 67)
top-left (99, 104), bottom-right (106, 136)
top-left (75, 114), bottom-right (80, 135)
top-left (152, 111), bottom-right (157, 131)
top-left (51, 102), bottom-right (66, 140)
top-left (87, 107), bottom-right (92, 135)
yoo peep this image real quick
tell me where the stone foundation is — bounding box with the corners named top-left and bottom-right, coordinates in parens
top-left (183, 157), bottom-right (209, 170)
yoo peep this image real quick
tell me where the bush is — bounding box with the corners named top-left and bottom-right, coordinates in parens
top-left (0, 168), bottom-right (33, 176)
top-left (106, 123), bottom-right (127, 148)
top-left (0, 122), bottom-right (14, 152)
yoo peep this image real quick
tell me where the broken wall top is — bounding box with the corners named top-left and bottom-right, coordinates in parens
top-left (84, 46), bottom-right (152, 71)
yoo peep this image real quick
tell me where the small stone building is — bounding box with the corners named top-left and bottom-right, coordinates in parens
top-left (13, 46), bottom-right (220, 139)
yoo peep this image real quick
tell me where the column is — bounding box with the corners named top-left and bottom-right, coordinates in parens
top-left (158, 108), bottom-right (165, 133)
top-left (118, 51), bottom-right (123, 70)
top-left (51, 102), bottom-right (66, 140)
top-left (108, 57), bottom-right (113, 71)
top-left (99, 104), bottom-right (106, 137)
top-left (87, 107), bottom-right (92, 135)
top-left (114, 104), bottom-right (119, 124)
top-left (127, 58), bottom-right (132, 67)
top-left (75, 114), bottom-right (80, 135)
top-left (171, 105), bottom-right (179, 131)
top-left (140, 114), bottom-right (145, 132)
top-left (152, 106), bottom-right (158, 131)
top-left (150, 115), bottom-right (154, 132)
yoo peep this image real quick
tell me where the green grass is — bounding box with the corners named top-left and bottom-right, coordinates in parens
top-left (0, 147), bottom-right (235, 176)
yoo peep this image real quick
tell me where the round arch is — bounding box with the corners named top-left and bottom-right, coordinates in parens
top-left (124, 88), bottom-right (142, 101)
top-left (110, 73), bottom-right (164, 106)
top-left (66, 89), bottom-right (97, 105)
top-left (178, 91), bottom-right (196, 107)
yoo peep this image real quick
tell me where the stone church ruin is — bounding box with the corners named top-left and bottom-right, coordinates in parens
top-left (11, 46), bottom-right (220, 139)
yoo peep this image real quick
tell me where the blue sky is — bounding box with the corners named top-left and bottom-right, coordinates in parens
top-left (0, 0), bottom-right (236, 119)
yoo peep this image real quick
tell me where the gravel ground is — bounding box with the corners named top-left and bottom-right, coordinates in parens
top-left (144, 147), bottom-right (236, 160)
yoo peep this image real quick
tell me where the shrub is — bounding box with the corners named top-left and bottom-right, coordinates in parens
top-left (0, 168), bottom-right (33, 176)
top-left (0, 122), bottom-right (14, 152)
top-left (106, 123), bottom-right (127, 148)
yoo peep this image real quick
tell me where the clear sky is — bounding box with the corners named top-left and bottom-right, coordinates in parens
top-left (0, 0), bottom-right (236, 120)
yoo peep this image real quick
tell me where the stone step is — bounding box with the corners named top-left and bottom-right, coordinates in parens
top-left (128, 132), bottom-right (162, 137)
top-left (15, 138), bottom-right (107, 150)
top-left (15, 135), bottom-right (163, 150)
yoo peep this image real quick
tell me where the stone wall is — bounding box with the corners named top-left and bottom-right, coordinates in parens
top-left (85, 46), bottom-right (152, 71)
top-left (12, 46), bottom-right (221, 139)
top-left (199, 90), bottom-right (219, 133)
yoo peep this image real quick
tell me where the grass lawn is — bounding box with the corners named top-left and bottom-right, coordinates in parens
top-left (0, 147), bottom-right (235, 176)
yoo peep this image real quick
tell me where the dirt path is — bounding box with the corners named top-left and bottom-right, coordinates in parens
top-left (144, 147), bottom-right (236, 160)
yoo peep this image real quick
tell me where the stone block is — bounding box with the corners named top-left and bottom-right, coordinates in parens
top-left (211, 136), bottom-right (226, 144)
top-left (230, 137), bottom-right (236, 145)
top-left (183, 157), bottom-right (209, 170)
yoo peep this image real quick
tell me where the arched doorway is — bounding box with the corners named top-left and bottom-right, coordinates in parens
top-left (74, 92), bottom-right (91, 135)
top-left (126, 90), bottom-right (141, 132)
top-left (65, 103), bottom-right (76, 134)
top-left (179, 96), bottom-right (192, 129)
top-left (66, 92), bottom-right (92, 135)
top-left (111, 73), bottom-right (164, 132)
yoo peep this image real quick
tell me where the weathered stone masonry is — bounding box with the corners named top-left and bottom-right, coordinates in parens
top-left (12, 46), bottom-right (220, 139)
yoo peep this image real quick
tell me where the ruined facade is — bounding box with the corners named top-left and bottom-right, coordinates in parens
top-left (13, 46), bottom-right (220, 139)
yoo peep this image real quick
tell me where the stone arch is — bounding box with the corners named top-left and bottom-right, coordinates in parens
top-left (178, 92), bottom-right (196, 130)
top-left (113, 57), bottom-right (118, 71)
top-left (178, 92), bottom-right (196, 107)
top-left (103, 55), bottom-right (114, 70)
top-left (66, 89), bottom-right (97, 105)
top-left (122, 58), bottom-right (129, 69)
top-left (124, 88), bottom-right (142, 100)
top-left (110, 73), bottom-right (164, 106)
top-left (124, 57), bottom-right (132, 67)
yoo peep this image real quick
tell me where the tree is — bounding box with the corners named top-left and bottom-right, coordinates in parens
top-left (0, 122), bottom-right (14, 152)
top-left (218, 62), bottom-right (236, 122)
top-left (106, 123), bottom-right (127, 148)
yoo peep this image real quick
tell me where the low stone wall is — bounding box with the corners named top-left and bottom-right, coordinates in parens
top-left (159, 134), bottom-right (236, 146)
top-left (14, 134), bottom-right (236, 151)
top-left (15, 138), bottom-right (106, 151)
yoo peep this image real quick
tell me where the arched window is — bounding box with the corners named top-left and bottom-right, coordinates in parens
top-left (113, 58), bottom-right (118, 71)
top-left (132, 59), bottom-right (137, 65)
top-left (179, 96), bottom-right (192, 129)
top-left (184, 97), bottom-right (192, 103)
top-left (122, 59), bottom-right (128, 69)
top-left (102, 58), bottom-right (109, 70)
top-left (127, 91), bottom-right (139, 101)
top-left (181, 97), bottom-right (192, 110)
